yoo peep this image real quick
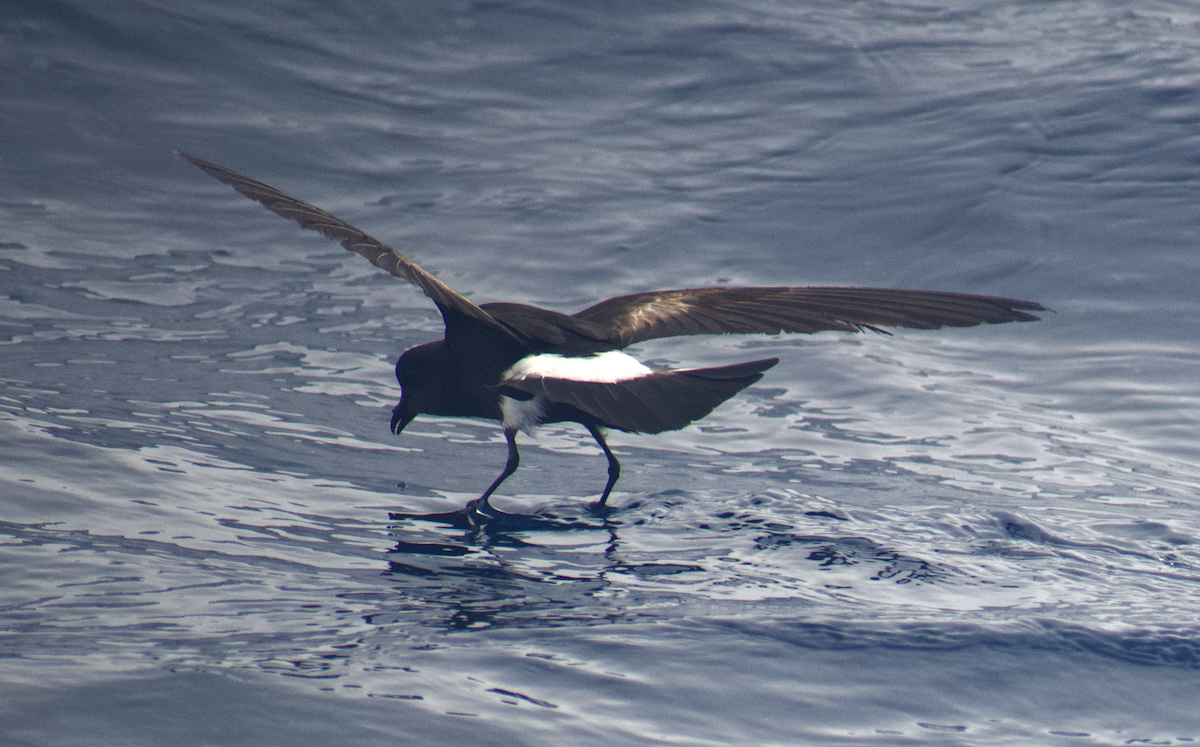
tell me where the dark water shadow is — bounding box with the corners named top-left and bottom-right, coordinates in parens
top-left (720, 617), bottom-right (1200, 670)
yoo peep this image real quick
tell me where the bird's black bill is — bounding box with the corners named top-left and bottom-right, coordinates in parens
top-left (391, 401), bottom-right (414, 435)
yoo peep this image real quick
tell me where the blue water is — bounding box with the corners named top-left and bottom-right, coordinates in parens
top-left (4, 1), bottom-right (1200, 744)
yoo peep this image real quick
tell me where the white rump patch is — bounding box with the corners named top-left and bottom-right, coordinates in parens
top-left (499, 351), bottom-right (654, 434)
top-left (502, 350), bottom-right (654, 384)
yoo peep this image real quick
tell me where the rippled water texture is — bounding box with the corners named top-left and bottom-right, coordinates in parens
top-left (3, 1), bottom-right (1200, 744)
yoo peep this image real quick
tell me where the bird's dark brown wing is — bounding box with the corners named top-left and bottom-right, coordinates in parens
top-left (480, 302), bottom-right (611, 346)
top-left (572, 286), bottom-right (1046, 348)
top-left (497, 358), bottom-right (778, 434)
top-left (180, 152), bottom-right (516, 341)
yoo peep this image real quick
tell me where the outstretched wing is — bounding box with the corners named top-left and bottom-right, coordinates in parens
top-left (180, 152), bottom-right (516, 340)
top-left (573, 286), bottom-right (1046, 348)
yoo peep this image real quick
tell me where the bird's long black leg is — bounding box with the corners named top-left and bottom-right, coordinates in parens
top-left (585, 423), bottom-right (621, 507)
top-left (466, 428), bottom-right (520, 514)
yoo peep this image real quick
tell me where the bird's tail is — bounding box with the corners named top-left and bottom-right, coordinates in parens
top-left (505, 357), bottom-right (779, 434)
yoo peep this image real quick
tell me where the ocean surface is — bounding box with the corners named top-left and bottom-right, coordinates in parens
top-left (3, 1), bottom-right (1200, 744)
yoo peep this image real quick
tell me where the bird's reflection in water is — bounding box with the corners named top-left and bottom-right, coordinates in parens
top-left (379, 499), bottom-right (708, 632)
top-left (389, 501), bottom-right (611, 534)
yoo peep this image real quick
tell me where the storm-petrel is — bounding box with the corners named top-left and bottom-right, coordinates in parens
top-left (181, 153), bottom-right (1044, 514)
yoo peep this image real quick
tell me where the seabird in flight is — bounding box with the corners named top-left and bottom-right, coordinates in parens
top-left (181, 153), bottom-right (1045, 515)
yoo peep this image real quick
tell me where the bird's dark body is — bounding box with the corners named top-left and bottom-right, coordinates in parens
top-left (394, 301), bottom-right (777, 435)
top-left (181, 152), bottom-right (1046, 515)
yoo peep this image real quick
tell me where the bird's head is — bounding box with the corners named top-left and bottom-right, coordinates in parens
top-left (390, 341), bottom-right (450, 435)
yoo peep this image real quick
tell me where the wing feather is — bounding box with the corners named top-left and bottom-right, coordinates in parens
top-left (574, 287), bottom-right (1045, 347)
top-left (182, 154), bottom-right (1044, 351)
top-left (180, 152), bottom-right (514, 339)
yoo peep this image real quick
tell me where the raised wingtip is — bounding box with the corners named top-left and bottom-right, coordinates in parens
top-left (1003, 297), bottom-right (1050, 320)
top-left (178, 151), bottom-right (212, 170)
